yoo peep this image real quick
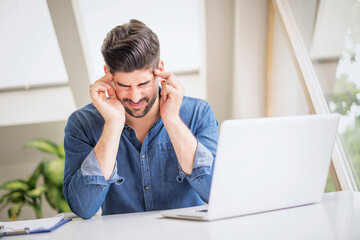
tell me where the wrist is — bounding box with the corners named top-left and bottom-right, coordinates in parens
top-left (104, 120), bottom-right (125, 131)
top-left (162, 115), bottom-right (182, 128)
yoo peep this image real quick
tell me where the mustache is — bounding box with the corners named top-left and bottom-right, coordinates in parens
top-left (122, 97), bottom-right (149, 105)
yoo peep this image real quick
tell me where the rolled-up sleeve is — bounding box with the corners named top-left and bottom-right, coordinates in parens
top-left (179, 141), bottom-right (212, 178)
top-left (81, 150), bottom-right (119, 186)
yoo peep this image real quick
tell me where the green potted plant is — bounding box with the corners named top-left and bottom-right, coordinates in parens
top-left (0, 140), bottom-right (71, 220)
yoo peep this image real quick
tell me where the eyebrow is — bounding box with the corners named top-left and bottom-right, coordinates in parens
top-left (117, 80), bottom-right (152, 88)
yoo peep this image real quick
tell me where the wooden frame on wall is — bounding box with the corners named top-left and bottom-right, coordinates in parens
top-left (266, 0), bottom-right (357, 191)
top-left (265, 0), bottom-right (274, 117)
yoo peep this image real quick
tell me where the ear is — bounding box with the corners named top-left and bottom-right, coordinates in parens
top-left (158, 60), bottom-right (164, 72)
top-left (104, 65), bottom-right (109, 74)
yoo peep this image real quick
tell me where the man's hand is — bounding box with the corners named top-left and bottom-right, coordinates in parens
top-left (90, 73), bottom-right (125, 125)
top-left (154, 69), bottom-right (185, 124)
top-left (90, 73), bottom-right (125, 180)
top-left (154, 69), bottom-right (196, 174)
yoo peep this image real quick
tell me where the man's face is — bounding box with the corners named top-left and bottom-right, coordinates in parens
top-left (112, 69), bottom-right (159, 118)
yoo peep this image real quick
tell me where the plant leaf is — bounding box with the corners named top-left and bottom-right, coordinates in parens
top-left (0, 199), bottom-right (10, 212)
top-left (0, 193), bottom-right (28, 216)
top-left (58, 198), bottom-right (71, 213)
top-left (57, 143), bottom-right (65, 158)
top-left (45, 183), bottom-right (62, 210)
top-left (0, 180), bottom-right (29, 191)
top-left (43, 158), bottom-right (65, 186)
top-left (8, 192), bottom-right (26, 203)
top-left (24, 139), bottom-right (59, 155)
top-left (0, 193), bottom-right (9, 204)
top-left (26, 185), bottom-right (47, 198)
top-left (27, 162), bottom-right (44, 188)
top-left (8, 202), bottom-right (23, 220)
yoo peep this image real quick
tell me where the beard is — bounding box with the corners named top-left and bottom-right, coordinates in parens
top-left (121, 85), bottom-right (158, 118)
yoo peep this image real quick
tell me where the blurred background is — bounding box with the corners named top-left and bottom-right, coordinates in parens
top-left (0, 0), bottom-right (359, 220)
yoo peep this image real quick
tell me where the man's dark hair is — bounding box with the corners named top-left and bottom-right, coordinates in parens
top-left (101, 19), bottom-right (160, 73)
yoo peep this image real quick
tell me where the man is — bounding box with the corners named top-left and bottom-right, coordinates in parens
top-left (63, 19), bottom-right (218, 219)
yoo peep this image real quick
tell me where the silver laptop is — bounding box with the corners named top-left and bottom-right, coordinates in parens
top-left (161, 114), bottom-right (340, 221)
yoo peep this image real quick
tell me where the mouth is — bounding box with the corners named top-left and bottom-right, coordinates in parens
top-left (128, 100), bottom-right (146, 110)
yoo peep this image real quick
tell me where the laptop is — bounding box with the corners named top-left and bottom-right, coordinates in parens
top-left (161, 114), bottom-right (340, 221)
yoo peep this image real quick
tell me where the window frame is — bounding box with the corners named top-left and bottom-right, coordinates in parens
top-left (267, 0), bottom-right (358, 191)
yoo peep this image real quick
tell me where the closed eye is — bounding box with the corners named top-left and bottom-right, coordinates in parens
top-left (138, 80), bottom-right (151, 87)
top-left (117, 82), bottom-right (130, 88)
top-left (116, 80), bottom-right (152, 88)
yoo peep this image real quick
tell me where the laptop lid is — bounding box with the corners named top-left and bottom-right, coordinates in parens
top-left (206, 114), bottom-right (340, 220)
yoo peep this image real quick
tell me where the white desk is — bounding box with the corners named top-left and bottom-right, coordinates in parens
top-left (9, 191), bottom-right (360, 240)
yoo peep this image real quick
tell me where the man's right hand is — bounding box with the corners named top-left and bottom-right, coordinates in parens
top-left (90, 73), bottom-right (125, 125)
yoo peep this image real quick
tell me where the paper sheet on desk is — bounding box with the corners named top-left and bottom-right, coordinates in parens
top-left (0, 214), bottom-right (64, 233)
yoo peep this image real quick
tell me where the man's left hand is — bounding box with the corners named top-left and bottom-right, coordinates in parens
top-left (154, 69), bottom-right (185, 124)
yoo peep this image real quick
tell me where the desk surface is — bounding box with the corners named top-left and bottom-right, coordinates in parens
top-left (8, 191), bottom-right (360, 240)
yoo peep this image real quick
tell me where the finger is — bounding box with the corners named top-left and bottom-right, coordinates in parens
top-left (156, 71), bottom-right (183, 91)
top-left (158, 77), bottom-right (177, 91)
top-left (96, 80), bottom-right (116, 95)
top-left (160, 80), bottom-right (167, 101)
top-left (90, 82), bottom-right (113, 101)
top-left (90, 85), bottom-right (107, 99)
top-left (106, 82), bottom-right (116, 96)
top-left (90, 82), bottom-right (108, 92)
top-left (96, 82), bottom-right (118, 100)
top-left (95, 72), bottom-right (113, 84)
top-left (161, 83), bottom-right (178, 101)
top-left (161, 79), bottom-right (184, 99)
top-left (90, 82), bottom-right (112, 92)
top-left (154, 69), bottom-right (175, 80)
top-left (90, 88), bottom-right (107, 102)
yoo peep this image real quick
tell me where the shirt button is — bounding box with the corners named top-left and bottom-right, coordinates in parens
top-left (177, 175), bottom-right (183, 183)
top-left (141, 154), bottom-right (145, 159)
top-left (115, 177), bottom-right (125, 185)
top-left (145, 186), bottom-right (150, 190)
top-left (128, 127), bottom-right (131, 131)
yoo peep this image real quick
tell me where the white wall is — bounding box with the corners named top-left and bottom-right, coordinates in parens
top-left (204, 0), bottom-right (235, 124)
top-left (205, 0), bottom-right (268, 123)
top-left (232, 0), bottom-right (268, 119)
top-left (269, 12), bottom-right (309, 116)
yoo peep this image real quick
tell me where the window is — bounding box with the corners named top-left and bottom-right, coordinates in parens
top-left (0, 0), bottom-right (68, 89)
top-left (271, 0), bottom-right (360, 191)
top-left (0, 0), bottom-right (77, 127)
top-left (309, 0), bottom-right (360, 189)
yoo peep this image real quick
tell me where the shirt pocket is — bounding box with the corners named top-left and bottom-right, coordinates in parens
top-left (157, 142), bottom-right (181, 182)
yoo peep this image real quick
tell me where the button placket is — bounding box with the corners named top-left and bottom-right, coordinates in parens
top-left (139, 144), bottom-right (154, 211)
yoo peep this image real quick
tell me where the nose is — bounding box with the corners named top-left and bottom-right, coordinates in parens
top-left (129, 87), bottom-right (142, 103)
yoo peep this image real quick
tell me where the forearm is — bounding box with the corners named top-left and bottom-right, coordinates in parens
top-left (163, 117), bottom-right (197, 174)
top-left (94, 122), bottom-right (123, 180)
top-left (64, 168), bottom-right (110, 219)
top-left (64, 135), bottom-right (121, 219)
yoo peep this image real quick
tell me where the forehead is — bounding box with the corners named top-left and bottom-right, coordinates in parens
top-left (112, 69), bottom-right (155, 85)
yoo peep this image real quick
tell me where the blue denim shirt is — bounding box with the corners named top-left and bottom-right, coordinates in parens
top-left (63, 96), bottom-right (218, 219)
